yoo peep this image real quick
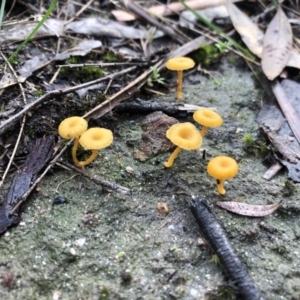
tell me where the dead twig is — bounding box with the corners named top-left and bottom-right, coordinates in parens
top-left (0, 52), bottom-right (27, 189)
top-left (56, 62), bottom-right (145, 68)
top-left (272, 80), bottom-right (300, 144)
top-left (122, 0), bottom-right (189, 45)
top-left (58, 161), bottom-right (132, 195)
top-left (0, 66), bottom-right (137, 135)
top-left (84, 34), bottom-right (206, 120)
top-left (113, 99), bottom-right (213, 115)
top-left (55, 174), bottom-right (80, 193)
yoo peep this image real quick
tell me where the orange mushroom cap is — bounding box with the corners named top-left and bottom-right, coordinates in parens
top-left (79, 128), bottom-right (113, 150)
top-left (58, 116), bottom-right (88, 139)
top-left (207, 156), bottom-right (238, 180)
top-left (193, 109), bottom-right (223, 128)
top-left (166, 122), bottom-right (202, 150)
top-left (166, 57), bottom-right (195, 71)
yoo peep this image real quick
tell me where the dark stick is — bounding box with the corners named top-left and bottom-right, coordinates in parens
top-left (189, 196), bottom-right (264, 300)
top-left (0, 136), bottom-right (54, 234)
top-left (59, 161), bottom-right (132, 196)
top-left (114, 99), bottom-right (185, 115)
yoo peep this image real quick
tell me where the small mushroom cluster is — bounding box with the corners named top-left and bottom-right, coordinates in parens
top-left (58, 116), bottom-right (113, 168)
top-left (164, 108), bottom-right (238, 195)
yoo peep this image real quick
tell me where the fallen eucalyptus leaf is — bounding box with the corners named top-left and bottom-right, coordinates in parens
top-left (54, 40), bottom-right (102, 61)
top-left (216, 200), bottom-right (281, 217)
top-left (65, 17), bottom-right (164, 39)
top-left (261, 6), bottom-right (292, 80)
top-left (0, 19), bottom-right (64, 44)
top-left (225, 0), bottom-right (264, 57)
top-left (226, 3), bottom-right (300, 70)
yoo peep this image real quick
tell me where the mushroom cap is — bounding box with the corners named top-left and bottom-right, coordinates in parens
top-left (166, 57), bottom-right (195, 71)
top-left (193, 109), bottom-right (223, 128)
top-left (166, 122), bottom-right (202, 150)
top-left (58, 116), bottom-right (88, 139)
top-left (207, 156), bottom-right (238, 180)
top-left (79, 127), bottom-right (113, 150)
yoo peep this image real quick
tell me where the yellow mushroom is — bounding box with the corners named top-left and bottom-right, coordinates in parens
top-left (76, 127), bottom-right (113, 167)
top-left (58, 116), bottom-right (88, 166)
top-left (193, 109), bottom-right (223, 137)
top-left (166, 57), bottom-right (195, 100)
top-left (164, 122), bottom-right (202, 168)
top-left (207, 156), bottom-right (238, 195)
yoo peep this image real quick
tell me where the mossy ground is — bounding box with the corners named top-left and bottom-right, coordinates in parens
top-left (0, 57), bottom-right (299, 300)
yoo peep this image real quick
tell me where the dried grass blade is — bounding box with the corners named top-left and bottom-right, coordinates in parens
top-left (261, 6), bottom-right (292, 80)
top-left (216, 200), bottom-right (281, 217)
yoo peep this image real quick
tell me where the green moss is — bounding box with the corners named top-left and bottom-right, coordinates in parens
top-left (192, 44), bottom-right (220, 66)
top-left (213, 78), bottom-right (221, 86)
top-left (27, 127), bottom-right (36, 138)
top-left (104, 51), bottom-right (119, 62)
top-left (239, 112), bottom-right (248, 120)
top-left (99, 286), bottom-right (109, 300)
top-left (282, 180), bottom-right (295, 197)
top-left (34, 87), bottom-right (45, 97)
top-left (66, 56), bottom-right (79, 65)
top-left (209, 254), bottom-right (220, 265)
top-left (228, 56), bottom-right (237, 65)
top-left (60, 64), bottom-right (104, 81)
top-left (255, 141), bottom-right (270, 156)
top-left (80, 66), bottom-right (104, 80)
top-left (216, 287), bottom-right (235, 299)
top-left (242, 133), bottom-right (254, 147)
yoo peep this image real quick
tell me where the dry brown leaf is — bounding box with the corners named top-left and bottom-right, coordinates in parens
top-left (225, 0), bottom-right (264, 57)
top-left (261, 6), bottom-right (292, 80)
top-left (216, 200), bottom-right (281, 217)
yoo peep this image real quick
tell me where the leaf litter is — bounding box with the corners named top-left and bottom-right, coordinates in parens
top-left (261, 6), bottom-right (292, 80)
top-left (1, 1), bottom-right (300, 299)
top-left (216, 200), bottom-right (282, 217)
top-left (225, 1), bottom-right (300, 70)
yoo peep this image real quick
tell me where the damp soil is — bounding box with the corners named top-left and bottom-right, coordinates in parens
top-left (0, 57), bottom-right (299, 300)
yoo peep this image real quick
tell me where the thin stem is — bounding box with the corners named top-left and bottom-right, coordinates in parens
top-left (200, 126), bottom-right (208, 137)
top-left (75, 150), bottom-right (99, 168)
top-left (72, 138), bottom-right (99, 167)
top-left (176, 70), bottom-right (183, 100)
top-left (216, 179), bottom-right (226, 195)
top-left (164, 146), bottom-right (182, 168)
top-left (72, 137), bottom-right (81, 167)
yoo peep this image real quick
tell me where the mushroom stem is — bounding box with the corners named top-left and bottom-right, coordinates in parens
top-left (72, 138), bottom-right (99, 168)
top-left (75, 150), bottom-right (99, 168)
top-left (176, 70), bottom-right (183, 100)
top-left (164, 146), bottom-right (182, 168)
top-left (72, 137), bottom-right (81, 167)
top-left (199, 126), bottom-right (209, 137)
top-left (216, 179), bottom-right (226, 195)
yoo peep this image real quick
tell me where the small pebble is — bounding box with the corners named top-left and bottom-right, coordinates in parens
top-left (190, 288), bottom-right (198, 297)
top-left (53, 196), bottom-right (68, 205)
top-left (156, 202), bottom-right (169, 216)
